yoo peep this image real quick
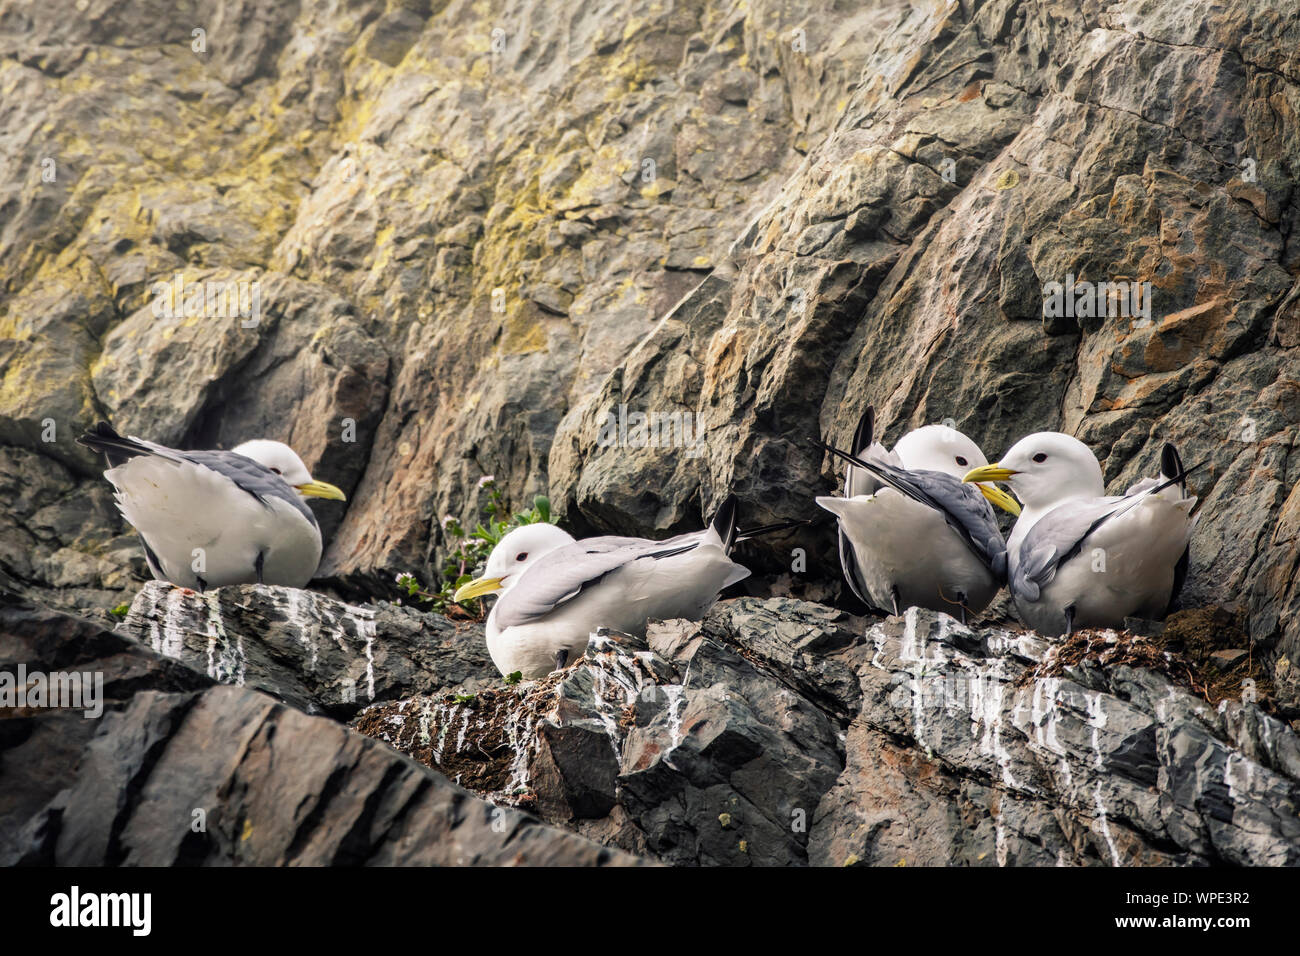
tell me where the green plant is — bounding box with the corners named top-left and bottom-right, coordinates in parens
top-left (395, 477), bottom-right (553, 619)
top-left (108, 603), bottom-right (129, 620)
top-left (503, 671), bottom-right (523, 686)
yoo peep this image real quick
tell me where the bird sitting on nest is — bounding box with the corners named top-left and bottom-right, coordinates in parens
top-left (963, 433), bottom-right (1198, 637)
top-left (454, 494), bottom-right (764, 679)
top-left (813, 406), bottom-right (1019, 624)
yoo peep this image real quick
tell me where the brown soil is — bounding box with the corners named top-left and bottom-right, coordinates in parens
top-left (354, 688), bottom-right (535, 810)
top-left (352, 669), bottom-right (573, 811)
top-left (1024, 605), bottom-right (1281, 714)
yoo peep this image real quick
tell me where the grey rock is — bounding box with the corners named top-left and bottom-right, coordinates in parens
top-left (356, 597), bottom-right (1300, 866)
top-left (119, 581), bottom-right (496, 717)
top-left (3, 0), bottom-right (1300, 868)
top-left (0, 590), bottom-right (638, 866)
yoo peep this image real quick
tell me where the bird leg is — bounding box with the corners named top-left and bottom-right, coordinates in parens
top-left (1064, 604), bottom-right (1076, 638)
top-left (553, 649), bottom-right (569, 672)
top-left (956, 591), bottom-right (968, 627)
top-left (891, 587), bottom-right (901, 618)
top-left (255, 551), bottom-right (265, 586)
top-left (195, 577), bottom-right (207, 594)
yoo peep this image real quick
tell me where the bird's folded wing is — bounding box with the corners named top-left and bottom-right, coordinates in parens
top-left (869, 463), bottom-right (1008, 575)
top-left (494, 534), bottom-right (705, 628)
top-left (181, 450), bottom-right (316, 525)
top-left (837, 525), bottom-right (875, 607)
top-left (1012, 497), bottom-right (1133, 598)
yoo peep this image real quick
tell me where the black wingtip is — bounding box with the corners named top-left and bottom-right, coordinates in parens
top-left (709, 493), bottom-right (740, 553)
top-left (1161, 442), bottom-right (1185, 493)
top-left (812, 437), bottom-right (870, 472)
top-left (1147, 453), bottom-right (1206, 500)
top-left (851, 405), bottom-right (875, 456)
top-left (76, 420), bottom-right (148, 467)
top-left (734, 517), bottom-right (812, 542)
top-left (75, 420), bottom-right (121, 448)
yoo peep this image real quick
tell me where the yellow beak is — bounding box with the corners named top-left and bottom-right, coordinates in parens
top-left (295, 480), bottom-right (347, 501)
top-left (454, 576), bottom-right (504, 603)
top-left (974, 482), bottom-right (1021, 516)
top-left (962, 463), bottom-right (1019, 484)
top-left (960, 464), bottom-right (1022, 516)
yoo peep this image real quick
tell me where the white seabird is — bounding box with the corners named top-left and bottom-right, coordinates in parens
top-left (453, 495), bottom-right (751, 678)
top-left (963, 433), bottom-right (1197, 637)
top-left (78, 421), bottom-right (346, 590)
top-left (814, 406), bottom-right (1020, 622)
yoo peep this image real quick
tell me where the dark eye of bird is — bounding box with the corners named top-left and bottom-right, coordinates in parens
top-left (955, 456), bottom-right (968, 466)
top-left (270, 467), bottom-right (282, 474)
top-left (516, 552), bottom-right (528, 562)
top-left (1032, 453), bottom-right (1048, 463)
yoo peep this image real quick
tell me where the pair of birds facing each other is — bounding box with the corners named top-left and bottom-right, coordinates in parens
top-left (815, 406), bottom-right (1199, 638)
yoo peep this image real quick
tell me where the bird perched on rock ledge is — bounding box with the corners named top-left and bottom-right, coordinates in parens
top-left (454, 495), bottom-right (752, 678)
top-left (78, 421), bottom-right (346, 591)
top-left (963, 433), bottom-right (1197, 637)
top-left (814, 406), bottom-right (1019, 623)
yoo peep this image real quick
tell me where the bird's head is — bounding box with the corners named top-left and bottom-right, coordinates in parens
top-left (231, 440), bottom-right (346, 501)
top-left (897, 424), bottom-right (1021, 515)
top-left (453, 523), bottom-right (575, 602)
top-left (963, 432), bottom-right (1103, 510)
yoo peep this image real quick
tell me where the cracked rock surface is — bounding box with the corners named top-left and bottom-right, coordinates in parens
top-left (1, 0), bottom-right (1295, 715)
top-left (1, 0), bottom-right (1298, 867)
top-left (0, 593), bottom-right (638, 866)
top-left (354, 596), bottom-right (1300, 866)
top-left (6, 581), bottom-right (1297, 866)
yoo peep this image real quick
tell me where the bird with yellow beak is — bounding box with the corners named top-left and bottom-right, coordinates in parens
top-left (814, 406), bottom-right (1020, 623)
top-left (78, 422), bottom-right (346, 590)
top-left (963, 433), bottom-right (1198, 636)
top-left (453, 495), bottom-right (752, 678)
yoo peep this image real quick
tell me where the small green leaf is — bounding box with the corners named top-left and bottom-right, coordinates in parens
top-left (109, 603), bottom-right (129, 620)
top-left (534, 495), bottom-right (551, 522)
top-left (503, 671), bottom-right (523, 686)
top-left (453, 693), bottom-right (476, 705)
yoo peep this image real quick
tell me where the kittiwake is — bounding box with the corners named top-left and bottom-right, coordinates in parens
top-left (453, 495), bottom-right (751, 678)
top-left (78, 421), bottom-right (346, 590)
top-left (962, 433), bottom-right (1197, 636)
top-left (814, 406), bottom-right (1020, 622)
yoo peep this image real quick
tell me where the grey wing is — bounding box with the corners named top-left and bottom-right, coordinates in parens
top-left (931, 476), bottom-right (1010, 581)
top-left (183, 450), bottom-right (317, 526)
top-left (873, 464), bottom-right (1008, 576)
top-left (1011, 498), bottom-right (1127, 599)
top-left (494, 534), bottom-right (704, 629)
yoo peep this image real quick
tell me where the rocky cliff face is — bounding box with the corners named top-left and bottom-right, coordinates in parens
top-left (8, 584), bottom-right (1295, 866)
top-left (0, 0), bottom-right (1298, 865)
top-left (0, 593), bottom-right (638, 865)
